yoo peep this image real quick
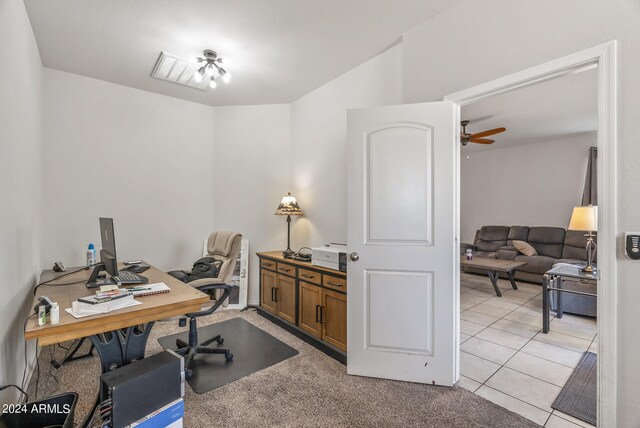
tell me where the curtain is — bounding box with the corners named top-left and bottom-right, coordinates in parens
top-left (581, 146), bottom-right (597, 206)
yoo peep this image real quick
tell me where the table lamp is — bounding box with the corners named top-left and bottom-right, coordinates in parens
top-left (568, 205), bottom-right (597, 273)
top-left (275, 192), bottom-right (303, 258)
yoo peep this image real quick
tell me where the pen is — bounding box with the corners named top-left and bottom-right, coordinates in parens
top-left (130, 287), bottom-right (152, 291)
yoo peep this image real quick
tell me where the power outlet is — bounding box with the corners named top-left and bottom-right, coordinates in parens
top-left (625, 233), bottom-right (640, 260)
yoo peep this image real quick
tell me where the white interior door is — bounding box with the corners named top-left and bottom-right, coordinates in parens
top-left (347, 101), bottom-right (458, 386)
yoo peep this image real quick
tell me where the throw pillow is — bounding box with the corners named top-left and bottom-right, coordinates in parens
top-left (513, 240), bottom-right (537, 256)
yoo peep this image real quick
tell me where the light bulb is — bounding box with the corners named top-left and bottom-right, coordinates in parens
top-left (222, 72), bottom-right (231, 83)
top-left (206, 64), bottom-right (215, 76)
top-left (209, 77), bottom-right (217, 89)
top-left (193, 66), bottom-right (206, 83)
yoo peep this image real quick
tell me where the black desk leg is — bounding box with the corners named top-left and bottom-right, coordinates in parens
top-left (486, 271), bottom-right (502, 297)
top-left (506, 271), bottom-right (518, 290)
top-left (556, 278), bottom-right (564, 319)
top-left (542, 275), bottom-right (550, 333)
top-left (79, 322), bottom-right (155, 428)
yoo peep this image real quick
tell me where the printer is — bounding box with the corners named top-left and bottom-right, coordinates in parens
top-left (312, 244), bottom-right (347, 272)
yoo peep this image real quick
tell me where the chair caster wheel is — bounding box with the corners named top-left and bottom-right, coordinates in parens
top-left (217, 338), bottom-right (224, 345)
top-left (225, 353), bottom-right (233, 361)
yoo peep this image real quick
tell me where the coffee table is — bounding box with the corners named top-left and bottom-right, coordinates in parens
top-left (460, 257), bottom-right (527, 297)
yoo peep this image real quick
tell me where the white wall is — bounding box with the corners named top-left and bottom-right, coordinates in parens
top-left (42, 69), bottom-right (215, 270)
top-left (211, 105), bottom-right (291, 304)
top-left (290, 44), bottom-right (403, 248)
top-left (0, 0), bottom-right (43, 405)
top-left (461, 133), bottom-right (595, 243)
top-left (401, 0), bottom-right (640, 424)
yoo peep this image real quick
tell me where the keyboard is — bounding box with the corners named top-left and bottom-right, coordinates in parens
top-left (112, 270), bottom-right (148, 285)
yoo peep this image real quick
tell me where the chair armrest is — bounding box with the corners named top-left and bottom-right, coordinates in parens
top-left (496, 249), bottom-right (518, 261)
top-left (184, 277), bottom-right (224, 288)
top-left (186, 283), bottom-right (232, 318)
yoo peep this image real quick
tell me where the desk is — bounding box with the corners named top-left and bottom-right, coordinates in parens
top-left (542, 263), bottom-right (598, 333)
top-left (25, 264), bottom-right (208, 371)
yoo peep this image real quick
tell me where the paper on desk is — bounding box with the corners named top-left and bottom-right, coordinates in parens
top-left (65, 298), bottom-right (142, 319)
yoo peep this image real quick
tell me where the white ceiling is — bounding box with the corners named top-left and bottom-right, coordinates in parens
top-left (460, 68), bottom-right (598, 153)
top-left (24, 0), bottom-right (459, 106)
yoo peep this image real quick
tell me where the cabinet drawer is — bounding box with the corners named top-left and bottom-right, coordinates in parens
top-left (277, 263), bottom-right (296, 276)
top-left (323, 275), bottom-right (347, 292)
top-left (261, 259), bottom-right (277, 270)
top-left (299, 268), bottom-right (321, 285)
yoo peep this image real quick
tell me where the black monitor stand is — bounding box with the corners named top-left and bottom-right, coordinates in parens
top-left (86, 262), bottom-right (116, 289)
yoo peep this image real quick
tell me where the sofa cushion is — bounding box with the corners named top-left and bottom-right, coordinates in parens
top-left (562, 230), bottom-right (597, 262)
top-left (527, 227), bottom-right (566, 259)
top-left (475, 226), bottom-right (510, 252)
top-left (474, 251), bottom-right (497, 259)
top-left (513, 240), bottom-right (537, 256)
top-left (496, 249), bottom-right (518, 261)
top-left (507, 226), bottom-right (530, 245)
top-left (515, 255), bottom-right (557, 274)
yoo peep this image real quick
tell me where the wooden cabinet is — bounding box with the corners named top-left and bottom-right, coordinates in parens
top-left (258, 251), bottom-right (347, 357)
top-left (299, 281), bottom-right (347, 351)
top-left (276, 274), bottom-right (296, 324)
top-left (260, 268), bottom-right (277, 314)
top-left (321, 288), bottom-right (347, 351)
top-left (299, 281), bottom-right (322, 338)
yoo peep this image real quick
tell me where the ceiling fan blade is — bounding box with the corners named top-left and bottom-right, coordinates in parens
top-left (470, 138), bottom-right (494, 144)
top-left (470, 127), bottom-right (506, 138)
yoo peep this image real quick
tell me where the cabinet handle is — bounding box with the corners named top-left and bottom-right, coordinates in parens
top-left (319, 306), bottom-right (325, 324)
top-left (301, 274), bottom-right (314, 279)
top-left (264, 263), bottom-right (274, 267)
top-left (280, 268), bottom-right (291, 272)
top-left (271, 287), bottom-right (276, 302)
top-left (327, 281), bottom-right (343, 287)
top-left (274, 287), bottom-right (278, 302)
top-left (315, 304), bottom-right (321, 323)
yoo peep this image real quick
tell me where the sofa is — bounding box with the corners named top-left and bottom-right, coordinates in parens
top-left (462, 225), bottom-right (597, 317)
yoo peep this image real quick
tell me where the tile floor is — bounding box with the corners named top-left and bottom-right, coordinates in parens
top-left (457, 272), bottom-right (597, 427)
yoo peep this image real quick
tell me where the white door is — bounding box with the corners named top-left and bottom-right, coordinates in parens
top-left (347, 101), bottom-right (459, 386)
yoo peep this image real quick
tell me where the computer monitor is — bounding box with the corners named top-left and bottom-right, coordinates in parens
top-left (99, 217), bottom-right (118, 277)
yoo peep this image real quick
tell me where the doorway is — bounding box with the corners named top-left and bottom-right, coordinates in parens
top-left (445, 41), bottom-right (617, 427)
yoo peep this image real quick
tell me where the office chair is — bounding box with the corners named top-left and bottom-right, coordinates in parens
top-left (167, 231), bottom-right (242, 378)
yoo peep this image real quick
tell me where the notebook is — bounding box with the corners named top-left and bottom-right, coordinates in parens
top-left (128, 282), bottom-right (171, 297)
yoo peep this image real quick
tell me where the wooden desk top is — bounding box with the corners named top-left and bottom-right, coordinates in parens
top-left (25, 264), bottom-right (210, 346)
top-left (460, 257), bottom-right (526, 272)
top-left (257, 251), bottom-right (347, 277)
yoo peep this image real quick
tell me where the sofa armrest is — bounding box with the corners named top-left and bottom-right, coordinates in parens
top-left (499, 246), bottom-right (517, 252)
top-left (496, 249), bottom-right (518, 261)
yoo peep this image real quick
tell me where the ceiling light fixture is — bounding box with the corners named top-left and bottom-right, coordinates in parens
top-left (193, 49), bottom-right (231, 90)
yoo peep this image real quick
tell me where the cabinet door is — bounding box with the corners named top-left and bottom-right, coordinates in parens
top-left (276, 274), bottom-right (296, 324)
top-left (260, 269), bottom-right (277, 314)
top-left (322, 289), bottom-right (347, 352)
top-left (299, 281), bottom-right (322, 338)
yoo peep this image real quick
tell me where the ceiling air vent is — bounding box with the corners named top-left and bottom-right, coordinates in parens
top-left (151, 52), bottom-right (208, 91)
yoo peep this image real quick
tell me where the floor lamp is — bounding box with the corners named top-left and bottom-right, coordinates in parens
top-left (275, 192), bottom-right (303, 258)
top-left (568, 205), bottom-right (598, 273)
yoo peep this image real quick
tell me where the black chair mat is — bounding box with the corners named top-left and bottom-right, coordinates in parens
top-left (158, 317), bottom-right (298, 394)
top-left (552, 351), bottom-right (597, 426)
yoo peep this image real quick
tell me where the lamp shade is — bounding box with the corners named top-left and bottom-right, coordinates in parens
top-left (275, 192), bottom-right (303, 216)
top-left (568, 205), bottom-right (597, 231)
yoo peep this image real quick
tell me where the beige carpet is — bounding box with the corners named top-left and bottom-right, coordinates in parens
top-left (27, 309), bottom-right (540, 427)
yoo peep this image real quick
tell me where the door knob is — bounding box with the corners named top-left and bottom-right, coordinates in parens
top-left (350, 252), bottom-right (359, 262)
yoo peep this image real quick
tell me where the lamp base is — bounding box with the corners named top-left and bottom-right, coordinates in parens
top-left (581, 264), bottom-right (596, 274)
top-left (282, 248), bottom-right (295, 259)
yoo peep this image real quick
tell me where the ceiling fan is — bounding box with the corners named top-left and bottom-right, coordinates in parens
top-left (460, 120), bottom-right (506, 146)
